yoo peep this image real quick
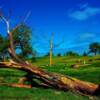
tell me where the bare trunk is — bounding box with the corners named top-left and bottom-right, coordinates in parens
top-left (49, 33), bottom-right (54, 66)
top-left (50, 40), bottom-right (53, 66)
top-left (8, 32), bottom-right (25, 64)
top-left (0, 61), bottom-right (99, 95)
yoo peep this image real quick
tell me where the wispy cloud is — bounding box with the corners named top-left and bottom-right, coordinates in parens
top-left (67, 42), bottom-right (89, 49)
top-left (73, 33), bottom-right (97, 45)
top-left (68, 4), bottom-right (100, 20)
top-left (55, 32), bottom-right (100, 54)
top-left (79, 33), bottom-right (95, 41)
top-left (65, 33), bottom-right (96, 48)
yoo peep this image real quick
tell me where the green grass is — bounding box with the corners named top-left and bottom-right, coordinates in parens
top-left (0, 86), bottom-right (91, 100)
top-left (0, 56), bottom-right (100, 100)
top-left (41, 62), bottom-right (100, 84)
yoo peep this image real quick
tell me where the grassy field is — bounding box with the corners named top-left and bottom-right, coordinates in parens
top-left (0, 56), bottom-right (100, 100)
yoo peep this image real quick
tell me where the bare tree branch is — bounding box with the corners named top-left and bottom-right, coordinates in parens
top-left (24, 11), bottom-right (31, 23)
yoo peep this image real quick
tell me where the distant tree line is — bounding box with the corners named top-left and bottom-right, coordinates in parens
top-left (46, 42), bottom-right (100, 57)
top-left (88, 42), bottom-right (100, 56)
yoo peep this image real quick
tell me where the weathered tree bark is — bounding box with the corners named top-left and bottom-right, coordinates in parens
top-left (0, 61), bottom-right (99, 95)
top-left (0, 82), bottom-right (32, 88)
top-left (49, 33), bottom-right (53, 66)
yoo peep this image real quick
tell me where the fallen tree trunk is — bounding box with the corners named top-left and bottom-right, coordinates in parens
top-left (0, 82), bottom-right (32, 88)
top-left (0, 61), bottom-right (99, 95)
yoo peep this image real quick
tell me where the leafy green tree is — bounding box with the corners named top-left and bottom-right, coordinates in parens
top-left (45, 52), bottom-right (50, 57)
top-left (12, 23), bottom-right (34, 60)
top-left (0, 35), bottom-right (8, 61)
top-left (65, 51), bottom-right (79, 57)
top-left (83, 52), bottom-right (88, 56)
top-left (57, 53), bottom-right (61, 57)
top-left (98, 45), bottom-right (100, 54)
top-left (89, 42), bottom-right (100, 56)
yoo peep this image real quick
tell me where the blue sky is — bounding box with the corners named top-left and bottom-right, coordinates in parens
top-left (0, 0), bottom-right (100, 56)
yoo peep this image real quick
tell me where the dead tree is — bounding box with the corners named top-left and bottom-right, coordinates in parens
top-left (49, 32), bottom-right (54, 66)
top-left (0, 12), bottom-right (100, 96)
top-left (38, 32), bottom-right (65, 66)
top-left (49, 32), bottom-right (65, 66)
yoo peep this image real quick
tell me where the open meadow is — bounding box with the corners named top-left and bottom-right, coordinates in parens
top-left (0, 56), bottom-right (100, 100)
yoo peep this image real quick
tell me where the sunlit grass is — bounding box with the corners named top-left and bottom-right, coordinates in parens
top-left (0, 56), bottom-right (100, 100)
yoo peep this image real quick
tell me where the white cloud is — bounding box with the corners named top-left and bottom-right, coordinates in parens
top-left (68, 4), bottom-right (100, 20)
top-left (69, 33), bottom-right (96, 48)
top-left (67, 42), bottom-right (89, 49)
top-left (79, 33), bottom-right (95, 40)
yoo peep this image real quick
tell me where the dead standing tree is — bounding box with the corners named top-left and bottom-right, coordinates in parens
top-left (49, 32), bottom-right (65, 66)
top-left (0, 12), bottom-right (100, 96)
top-left (49, 33), bottom-right (53, 66)
top-left (37, 32), bottom-right (65, 66)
